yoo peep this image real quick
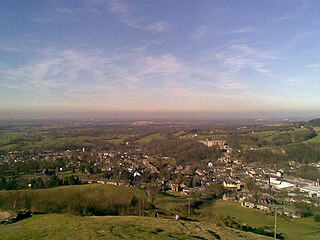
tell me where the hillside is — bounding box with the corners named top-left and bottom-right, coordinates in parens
top-left (0, 214), bottom-right (271, 240)
top-left (0, 184), bottom-right (149, 216)
top-left (309, 118), bottom-right (320, 126)
top-left (198, 200), bottom-right (320, 240)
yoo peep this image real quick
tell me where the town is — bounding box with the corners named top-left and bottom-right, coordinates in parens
top-left (1, 118), bottom-right (320, 221)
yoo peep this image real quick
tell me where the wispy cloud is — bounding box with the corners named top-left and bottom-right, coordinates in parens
top-left (215, 26), bottom-right (261, 35)
top-left (0, 49), bottom-right (184, 96)
top-left (146, 21), bottom-right (171, 33)
top-left (190, 26), bottom-right (208, 41)
top-left (200, 43), bottom-right (276, 76)
top-left (226, 26), bottom-right (258, 34)
top-left (2, 44), bottom-right (317, 113)
top-left (307, 63), bottom-right (320, 68)
top-left (273, 0), bottom-right (312, 22)
top-left (190, 25), bottom-right (257, 41)
top-left (274, 14), bottom-right (296, 22)
top-left (107, 0), bottom-right (172, 33)
top-left (0, 45), bottom-right (259, 111)
top-left (281, 30), bottom-right (319, 51)
top-left (108, 0), bottom-right (130, 15)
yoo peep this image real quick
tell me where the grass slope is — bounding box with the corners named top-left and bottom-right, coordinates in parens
top-left (199, 200), bottom-right (320, 240)
top-left (0, 214), bottom-right (271, 240)
top-left (0, 184), bottom-right (148, 215)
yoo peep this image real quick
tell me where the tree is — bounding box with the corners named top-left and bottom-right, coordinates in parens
top-left (47, 174), bottom-right (60, 188)
top-left (245, 179), bottom-right (260, 192)
top-left (204, 183), bottom-right (225, 198)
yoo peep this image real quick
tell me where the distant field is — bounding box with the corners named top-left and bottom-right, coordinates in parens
top-left (0, 131), bottom-right (26, 145)
top-left (0, 131), bottom-right (91, 152)
top-left (0, 214), bottom-right (270, 240)
top-left (0, 130), bottom-right (156, 151)
top-left (0, 129), bottom-right (131, 152)
top-left (199, 200), bottom-right (320, 240)
top-left (251, 130), bottom-right (277, 140)
top-left (236, 127), bottom-right (319, 149)
top-left (197, 134), bottom-right (227, 140)
top-left (106, 138), bottom-right (124, 144)
top-left (136, 133), bottom-right (165, 143)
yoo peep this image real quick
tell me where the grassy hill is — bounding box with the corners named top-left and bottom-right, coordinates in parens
top-left (309, 118), bottom-right (320, 126)
top-left (0, 214), bottom-right (271, 240)
top-left (198, 200), bottom-right (320, 240)
top-left (1, 186), bottom-right (319, 239)
top-left (0, 184), bottom-right (150, 216)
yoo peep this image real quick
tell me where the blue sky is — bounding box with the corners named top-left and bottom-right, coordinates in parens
top-left (1, 0), bottom-right (320, 118)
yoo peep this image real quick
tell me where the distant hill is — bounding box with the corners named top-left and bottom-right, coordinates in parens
top-left (309, 118), bottom-right (320, 126)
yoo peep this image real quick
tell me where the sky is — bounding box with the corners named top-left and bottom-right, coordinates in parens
top-left (0, 0), bottom-right (320, 119)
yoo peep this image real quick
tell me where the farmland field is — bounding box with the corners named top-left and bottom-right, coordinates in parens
top-left (136, 133), bottom-right (166, 143)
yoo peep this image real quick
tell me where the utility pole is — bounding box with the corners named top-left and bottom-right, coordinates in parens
top-left (274, 207), bottom-right (277, 239)
top-left (272, 205), bottom-right (282, 239)
top-left (268, 169), bottom-right (272, 195)
top-left (188, 196), bottom-right (191, 217)
top-left (142, 199), bottom-right (145, 217)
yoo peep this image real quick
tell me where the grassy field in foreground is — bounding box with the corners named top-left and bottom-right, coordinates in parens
top-left (198, 200), bottom-right (320, 240)
top-left (0, 214), bottom-right (271, 240)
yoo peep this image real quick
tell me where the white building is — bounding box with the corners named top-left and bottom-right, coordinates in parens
top-left (300, 186), bottom-right (320, 197)
top-left (270, 178), bottom-right (295, 190)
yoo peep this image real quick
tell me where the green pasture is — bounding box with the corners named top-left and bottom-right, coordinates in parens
top-left (0, 214), bottom-right (270, 240)
top-left (136, 133), bottom-right (166, 143)
top-left (106, 138), bottom-right (124, 144)
top-left (156, 192), bottom-right (189, 216)
top-left (199, 200), bottom-right (320, 240)
top-left (196, 134), bottom-right (227, 140)
top-left (0, 131), bottom-right (128, 152)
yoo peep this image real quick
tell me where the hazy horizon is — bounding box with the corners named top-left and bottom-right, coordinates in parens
top-left (1, 1), bottom-right (320, 117)
top-left (0, 109), bottom-right (318, 121)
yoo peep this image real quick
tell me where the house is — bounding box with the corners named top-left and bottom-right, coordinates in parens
top-left (223, 181), bottom-right (237, 189)
top-left (300, 186), bottom-right (320, 197)
top-left (223, 181), bottom-right (242, 190)
top-left (241, 200), bottom-right (256, 208)
top-left (195, 169), bottom-right (204, 176)
top-left (199, 139), bottom-right (226, 148)
top-left (256, 204), bottom-right (269, 211)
